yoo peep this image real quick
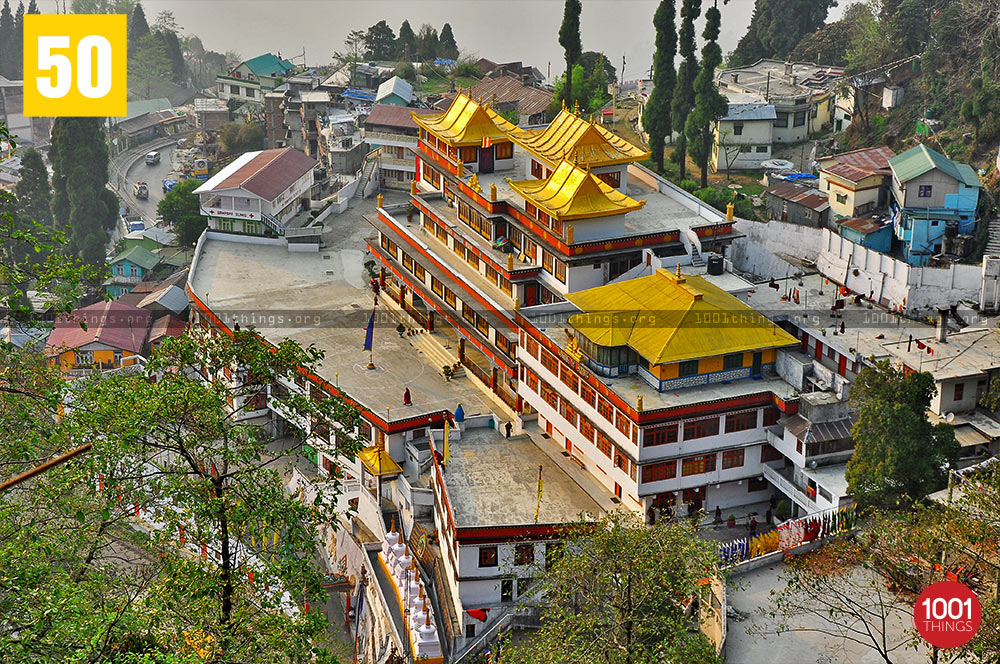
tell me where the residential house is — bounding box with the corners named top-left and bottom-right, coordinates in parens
top-left (712, 101), bottom-right (776, 172)
top-left (194, 147), bottom-right (318, 237)
top-left (193, 97), bottom-right (230, 131)
top-left (362, 104), bottom-right (437, 190)
top-left (105, 246), bottom-right (163, 298)
top-left (109, 109), bottom-right (187, 151)
top-left (375, 76), bottom-right (414, 107)
top-left (148, 314), bottom-right (187, 349)
top-left (469, 75), bottom-right (553, 126)
top-left (889, 144), bottom-right (982, 265)
top-left (46, 300), bottom-right (151, 376)
top-left (817, 146), bottom-right (895, 219)
top-left (120, 227), bottom-right (175, 253)
top-left (0, 75), bottom-right (52, 146)
top-left (476, 60), bottom-right (545, 86)
top-left (216, 53), bottom-right (297, 106)
top-left (715, 60), bottom-right (843, 143)
top-left (765, 180), bottom-right (831, 227)
top-left (317, 115), bottom-right (367, 175)
top-left (838, 215), bottom-right (892, 253)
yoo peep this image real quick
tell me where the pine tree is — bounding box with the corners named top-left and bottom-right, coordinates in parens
top-left (0, 1), bottom-right (14, 79)
top-left (48, 118), bottom-right (117, 267)
top-left (438, 22), bottom-right (458, 59)
top-left (671, 0), bottom-right (701, 180)
top-left (26, 0), bottom-right (35, 13)
top-left (127, 2), bottom-right (150, 57)
top-left (158, 28), bottom-right (187, 83)
top-left (14, 148), bottom-right (51, 228)
top-left (12, 2), bottom-right (23, 79)
top-left (558, 0), bottom-right (582, 110)
top-left (397, 20), bottom-right (416, 61)
top-left (644, 0), bottom-right (677, 172)
top-left (685, 1), bottom-right (729, 187)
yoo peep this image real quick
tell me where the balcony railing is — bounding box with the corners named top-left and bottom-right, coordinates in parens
top-left (378, 155), bottom-right (416, 168)
top-left (363, 130), bottom-right (417, 144)
top-left (761, 463), bottom-right (821, 513)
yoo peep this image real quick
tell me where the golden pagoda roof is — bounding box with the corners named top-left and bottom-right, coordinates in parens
top-left (411, 92), bottom-right (517, 147)
top-left (358, 445), bottom-right (402, 477)
top-left (507, 160), bottom-right (646, 221)
top-left (567, 269), bottom-right (798, 365)
top-left (509, 108), bottom-right (650, 167)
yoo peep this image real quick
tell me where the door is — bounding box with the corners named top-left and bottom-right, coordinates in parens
top-left (524, 284), bottom-right (538, 307)
top-left (478, 146), bottom-right (495, 173)
top-left (565, 438), bottom-right (572, 454)
top-left (752, 351), bottom-right (763, 377)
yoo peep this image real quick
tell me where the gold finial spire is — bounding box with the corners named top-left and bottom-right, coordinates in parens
top-left (589, 113), bottom-right (594, 124)
top-left (561, 98), bottom-right (566, 110)
top-left (573, 99), bottom-right (580, 114)
top-left (676, 263), bottom-right (681, 277)
top-left (391, 516), bottom-right (397, 533)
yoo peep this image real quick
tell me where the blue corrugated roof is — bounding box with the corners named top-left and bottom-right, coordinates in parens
top-left (242, 53), bottom-right (294, 77)
top-left (721, 103), bottom-right (777, 122)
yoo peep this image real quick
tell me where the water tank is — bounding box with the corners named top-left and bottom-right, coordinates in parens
top-left (707, 253), bottom-right (724, 276)
top-left (945, 220), bottom-right (959, 237)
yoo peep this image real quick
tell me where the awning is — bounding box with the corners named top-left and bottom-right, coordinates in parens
top-left (953, 424), bottom-right (990, 448)
top-left (359, 445), bottom-right (403, 476)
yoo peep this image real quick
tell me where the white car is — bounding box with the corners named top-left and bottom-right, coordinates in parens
top-left (144, 151), bottom-right (160, 165)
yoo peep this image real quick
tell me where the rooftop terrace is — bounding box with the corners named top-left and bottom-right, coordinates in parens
top-left (442, 426), bottom-right (602, 528)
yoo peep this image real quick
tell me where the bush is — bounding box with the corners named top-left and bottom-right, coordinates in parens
top-left (453, 60), bottom-right (482, 79)
top-left (775, 499), bottom-right (792, 522)
top-left (679, 179), bottom-right (700, 193)
top-left (394, 62), bottom-right (416, 83)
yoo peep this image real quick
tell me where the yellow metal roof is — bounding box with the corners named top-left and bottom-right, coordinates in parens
top-left (411, 92), bottom-right (517, 147)
top-left (358, 445), bottom-right (402, 476)
top-left (509, 108), bottom-right (650, 167)
top-left (567, 269), bottom-right (798, 365)
top-left (507, 160), bottom-right (646, 221)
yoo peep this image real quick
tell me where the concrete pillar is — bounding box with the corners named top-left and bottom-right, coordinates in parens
top-left (428, 311), bottom-right (435, 333)
top-left (491, 367), bottom-right (498, 391)
top-left (459, 338), bottom-right (465, 362)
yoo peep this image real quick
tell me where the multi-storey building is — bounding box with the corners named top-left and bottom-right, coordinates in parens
top-left (817, 146), bottom-right (895, 220)
top-left (215, 53), bottom-right (297, 107)
top-left (194, 147), bottom-right (318, 237)
top-left (516, 267), bottom-right (803, 513)
top-left (367, 92), bottom-right (742, 412)
top-left (363, 105), bottom-right (437, 190)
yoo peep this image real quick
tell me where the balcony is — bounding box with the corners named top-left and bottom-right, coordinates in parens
top-left (379, 155), bottom-right (416, 169)
top-left (761, 463), bottom-right (822, 513)
top-left (363, 130), bottom-right (417, 145)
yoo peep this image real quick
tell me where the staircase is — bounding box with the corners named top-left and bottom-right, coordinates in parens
top-left (409, 332), bottom-right (465, 378)
top-left (353, 156), bottom-right (379, 200)
top-left (985, 216), bottom-right (1000, 255)
top-left (690, 247), bottom-right (705, 267)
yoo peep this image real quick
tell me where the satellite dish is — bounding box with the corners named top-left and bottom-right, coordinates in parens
top-left (945, 412), bottom-right (955, 423)
top-left (809, 460), bottom-right (818, 469)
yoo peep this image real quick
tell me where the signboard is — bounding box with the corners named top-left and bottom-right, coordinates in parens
top-left (200, 207), bottom-right (259, 221)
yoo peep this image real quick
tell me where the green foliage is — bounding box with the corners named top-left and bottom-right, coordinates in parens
top-left (397, 20), bottom-right (416, 61)
top-left (364, 20), bottom-right (397, 60)
top-left (788, 19), bottom-right (856, 67)
top-left (48, 117), bottom-right (117, 269)
top-left (438, 22), bottom-right (459, 60)
top-left (126, 1), bottom-right (150, 56)
top-left (846, 360), bottom-right (959, 508)
top-left (671, 0), bottom-right (701, 181)
top-left (504, 511), bottom-right (721, 664)
top-left (219, 122), bottom-right (265, 156)
top-left (729, 0), bottom-right (837, 67)
top-left (156, 179), bottom-right (202, 246)
top-left (128, 32), bottom-right (172, 98)
top-left (547, 59), bottom-right (613, 118)
top-left (685, 3), bottom-right (728, 187)
top-left (0, 0), bottom-right (14, 80)
top-left (452, 58), bottom-right (482, 80)
top-left (679, 179), bottom-right (699, 192)
top-left (394, 61), bottom-right (417, 84)
top-left (558, 0), bottom-right (583, 107)
top-left (961, 76), bottom-right (996, 146)
top-left (645, 0), bottom-right (677, 171)
top-left (775, 499), bottom-right (791, 522)
top-left (14, 148), bottom-right (52, 228)
top-left (416, 23), bottom-right (438, 62)
top-left (979, 376), bottom-right (1000, 411)
top-left (579, 51), bottom-right (617, 85)
top-left (71, 0), bottom-right (135, 13)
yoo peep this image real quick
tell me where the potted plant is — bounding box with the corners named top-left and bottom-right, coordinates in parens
top-left (443, 365), bottom-right (453, 381)
top-left (727, 514), bottom-right (736, 528)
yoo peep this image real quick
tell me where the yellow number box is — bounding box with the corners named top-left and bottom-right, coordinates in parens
top-left (23, 14), bottom-right (127, 117)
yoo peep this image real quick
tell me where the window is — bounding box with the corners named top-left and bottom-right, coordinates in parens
top-left (479, 546), bottom-right (498, 567)
top-left (525, 337), bottom-right (539, 359)
top-left (644, 424), bottom-right (678, 446)
top-left (761, 444), bottom-right (783, 462)
top-left (431, 277), bottom-right (443, 296)
top-left (559, 364), bottom-right (579, 392)
top-left (413, 263), bottom-right (426, 281)
top-left (733, 123), bottom-right (744, 136)
top-left (796, 438), bottom-right (803, 454)
top-left (597, 170), bottom-right (621, 188)
top-left (725, 410), bottom-right (758, 433)
top-left (615, 411), bottom-right (631, 437)
top-left (514, 543), bottom-right (534, 566)
top-left (444, 288), bottom-right (456, 308)
top-left (580, 384), bottom-right (596, 408)
top-left (756, 145), bottom-right (768, 153)
top-left (530, 160), bottom-right (544, 179)
top-left (748, 477), bottom-right (769, 492)
top-left (722, 449), bottom-right (745, 469)
top-left (525, 370), bottom-right (539, 392)
top-left (614, 450), bottom-right (628, 472)
top-left (762, 407), bottom-right (780, 426)
top-left (466, 624), bottom-right (476, 638)
top-left (793, 111), bottom-right (806, 127)
top-left (678, 359), bottom-right (699, 377)
top-left (681, 453), bottom-right (716, 476)
top-left (774, 112), bottom-right (789, 128)
top-left (579, 417), bottom-right (595, 442)
top-left (683, 417), bottom-right (719, 440)
top-left (953, 382), bottom-right (965, 401)
top-left (641, 460), bottom-right (677, 483)
top-left (595, 431), bottom-right (613, 458)
top-left (683, 487), bottom-right (705, 504)
top-left (540, 382), bottom-right (558, 410)
top-left (836, 193), bottom-right (847, 204)
top-left (597, 397), bottom-right (615, 423)
top-left (723, 353), bottom-right (743, 371)
top-left (460, 147), bottom-right (477, 163)
top-left (495, 142), bottom-right (513, 159)
top-left (541, 349), bottom-right (559, 376)
top-left (501, 579), bottom-right (513, 602)
top-left (559, 400), bottom-right (578, 428)
top-left (380, 235), bottom-right (398, 255)
top-left (918, 185), bottom-right (933, 198)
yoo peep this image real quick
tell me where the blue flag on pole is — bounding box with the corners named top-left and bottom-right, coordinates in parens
top-left (363, 312), bottom-right (375, 351)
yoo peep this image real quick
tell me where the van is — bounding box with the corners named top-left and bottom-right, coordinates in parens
top-left (145, 151), bottom-right (160, 165)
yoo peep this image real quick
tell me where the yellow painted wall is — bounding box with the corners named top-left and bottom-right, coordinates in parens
top-left (93, 349), bottom-right (114, 365)
top-left (650, 348), bottom-right (779, 380)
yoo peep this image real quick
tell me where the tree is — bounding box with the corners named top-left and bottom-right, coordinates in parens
top-left (415, 23), bottom-right (438, 62)
top-left (788, 19), bottom-right (857, 67)
top-left (14, 148), bottom-right (51, 228)
top-left (0, 0), bottom-right (13, 79)
top-left (156, 178), bottom-right (203, 246)
top-left (71, 0), bottom-right (134, 13)
top-left (151, 8), bottom-right (179, 33)
top-left (579, 51), bottom-right (617, 85)
top-left (685, 1), bottom-right (729, 187)
top-left (961, 76), bottom-right (995, 147)
top-left (11, 1), bottom-right (23, 79)
top-left (729, 0), bottom-right (838, 67)
top-left (438, 22), bottom-right (459, 59)
top-left (364, 20), bottom-right (397, 61)
top-left (128, 32), bottom-right (171, 98)
top-left (127, 2), bottom-right (150, 56)
top-left (333, 29), bottom-right (366, 84)
top-left (846, 360), bottom-right (959, 508)
top-left (157, 29), bottom-right (187, 83)
top-left (48, 117), bottom-right (117, 268)
top-left (397, 20), bottom-right (416, 61)
top-left (505, 511), bottom-right (722, 664)
top-left (219, 121), bottom-right (265, 156)
top-left (671, 0), bottom-right (701, 180)
top-left (644, 0), bottom-right (677, 171)
top-left (558, 0), bottom-right (582, 110)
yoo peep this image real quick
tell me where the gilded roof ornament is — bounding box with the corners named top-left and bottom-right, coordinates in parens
top-left (469, 172), bottom-right (482, 193)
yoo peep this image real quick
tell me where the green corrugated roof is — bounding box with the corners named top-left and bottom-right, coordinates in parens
top-left (889, 144), bottom-right (981, 188)
top-left (242, 53), bottom-right (294, 77)
top-left (111, 245), bottom-right (161, 270)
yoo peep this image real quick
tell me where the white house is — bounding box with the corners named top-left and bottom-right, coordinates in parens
top-left (712, 102), bottom-right (776, 172)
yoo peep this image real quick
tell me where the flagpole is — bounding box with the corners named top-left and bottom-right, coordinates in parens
top-left (534, 464), bottom-right (543, 524)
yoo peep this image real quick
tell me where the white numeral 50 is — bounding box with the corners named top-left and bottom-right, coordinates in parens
top-left (36, 35), bottom-right (113, 99)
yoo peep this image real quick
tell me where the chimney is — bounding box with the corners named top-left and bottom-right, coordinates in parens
top-left (784, 62), bottom-right (793, 76)
top-left (936, 307), bottom-right (948, 343)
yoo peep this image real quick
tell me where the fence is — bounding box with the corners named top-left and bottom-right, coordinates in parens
top-left (717, 503), bottom-right (857, 568)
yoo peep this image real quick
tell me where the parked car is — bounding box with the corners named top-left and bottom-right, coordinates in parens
top-left (176, 138), bottom-right (187, 148)
top-left (145, 151), bottom-right (160, 165)
top-left (162, 178), bottom-right (178, 194)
